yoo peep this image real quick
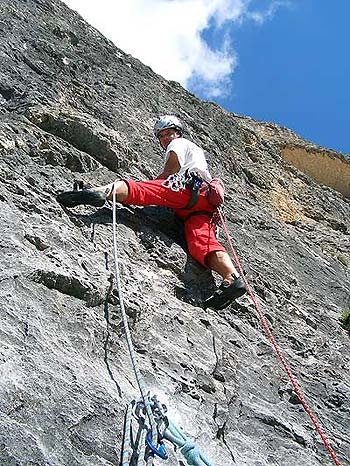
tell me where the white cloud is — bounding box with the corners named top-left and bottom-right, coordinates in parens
top-left (248, 1), bottom-right (292, 25)
top-left (62, 0), bottom-right (287, 98)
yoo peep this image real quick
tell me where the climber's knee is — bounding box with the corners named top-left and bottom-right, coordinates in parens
top-left (105, 180), bottom-right (129, 202)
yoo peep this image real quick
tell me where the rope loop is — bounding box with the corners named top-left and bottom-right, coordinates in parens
top-left (181, 441), bottom-right (200, 464)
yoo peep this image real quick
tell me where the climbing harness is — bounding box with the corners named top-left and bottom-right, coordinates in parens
top-left (184, 210), bottom-right (213, 221)
top-left (161, 171), bottom-right (225, 210)
top-left (161, 171), bottom-right (194, 192)
top-left (111, 186), bottom-right (213, 466)
top-left (161, 171), bottom-right (204, 209)
top-left (215, 207), bottom-right (343, 466)
top-left (184, 172), bottom-right (210, 209)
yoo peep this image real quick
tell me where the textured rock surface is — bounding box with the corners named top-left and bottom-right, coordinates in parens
top-left (0, 1), bottom-right (349, 465)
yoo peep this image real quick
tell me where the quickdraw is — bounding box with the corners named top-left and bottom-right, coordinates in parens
top-left (146, 431), bottom-right (168, 460)
top-left (161, 170), bottom-right (209, 209)
top-left (161, 170), bottom-right (194, 192)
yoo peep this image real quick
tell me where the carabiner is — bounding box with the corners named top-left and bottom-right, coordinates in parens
top-left (146, 430), bottom-right (168, 460)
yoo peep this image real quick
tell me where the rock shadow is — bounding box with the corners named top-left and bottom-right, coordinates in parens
top-left (175, 258), bottom-right (217, 307)
top-left (69, 205), bottom-right (187, 249)
top-left (65, 204), bottom-right (216, 306)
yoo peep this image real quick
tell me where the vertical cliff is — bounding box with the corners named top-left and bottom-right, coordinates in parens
top-left (0, 1), bottom-right (349, 465)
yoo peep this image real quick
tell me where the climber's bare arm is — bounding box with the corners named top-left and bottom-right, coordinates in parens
top-left (156, 151), bottom-right (181, 179)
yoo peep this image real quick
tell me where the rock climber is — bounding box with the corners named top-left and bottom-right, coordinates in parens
top-left (56, 115), bottom-right (246, 309)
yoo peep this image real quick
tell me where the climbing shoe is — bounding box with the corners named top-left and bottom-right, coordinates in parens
top-left (203, 277), bottom-right (247, 310)
top-left (56, 189), bottom-right (106, 208)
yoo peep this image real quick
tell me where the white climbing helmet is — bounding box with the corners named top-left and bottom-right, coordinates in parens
top-left (153, 115), bottom-right (184, 138)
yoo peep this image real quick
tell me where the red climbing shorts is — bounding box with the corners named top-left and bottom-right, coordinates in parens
top-left (122, 178), bottom-right (226, 267)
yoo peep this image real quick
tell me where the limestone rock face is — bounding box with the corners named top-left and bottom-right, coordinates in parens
top-left (0, 1), bottom-right (349, 465)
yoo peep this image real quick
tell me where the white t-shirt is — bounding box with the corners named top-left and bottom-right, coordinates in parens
top-left (165, 138), bottom-right (212, 182)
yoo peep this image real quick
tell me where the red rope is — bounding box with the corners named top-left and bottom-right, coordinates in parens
top-left (217, 208), bottom-right (342, 466)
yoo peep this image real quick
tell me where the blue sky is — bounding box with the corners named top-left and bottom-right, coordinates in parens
top-left (62, 1), bottom-right (349, 155)
top-left (201, 1), bottom-right (350, 155)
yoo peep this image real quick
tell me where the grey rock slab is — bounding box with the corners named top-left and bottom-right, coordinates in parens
top-left (0, 1), bottom-right (349, 465)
